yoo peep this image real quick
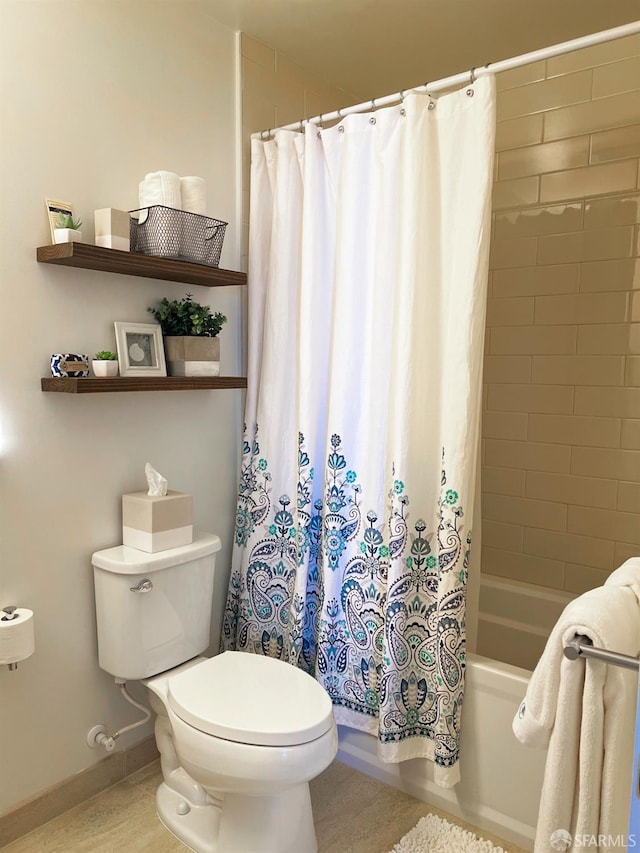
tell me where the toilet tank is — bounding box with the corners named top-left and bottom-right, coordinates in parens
top-left (92, 531), bottom-right (221, 681)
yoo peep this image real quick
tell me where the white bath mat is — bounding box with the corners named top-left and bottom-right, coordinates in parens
top-left (390, 812), bottom-right (507, 853)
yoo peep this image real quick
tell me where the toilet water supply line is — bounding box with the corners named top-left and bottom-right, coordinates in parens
top-left (90, 681), bottom-right (152, 752)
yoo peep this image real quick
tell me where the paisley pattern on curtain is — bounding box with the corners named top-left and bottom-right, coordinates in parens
top-left (223, 428), bottom-right (471, 773)
top-left (222, 78), bottom-right (496, 787)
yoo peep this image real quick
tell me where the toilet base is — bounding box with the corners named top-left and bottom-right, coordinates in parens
top-left (156, 781), bottom-right (220, 853)
top-left (156, 779), bottom-right (317, 853)
top-left (218, 783), bottom-right (317, 853)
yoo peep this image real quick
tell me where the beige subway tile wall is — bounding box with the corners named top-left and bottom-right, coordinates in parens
top-left (483, 33), bottom-right (640, 609)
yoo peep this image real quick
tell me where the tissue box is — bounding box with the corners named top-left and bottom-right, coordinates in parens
top-left (122, 490), bottom-right (193, 553)
top-left (95, 208), bottom-right (131, 251)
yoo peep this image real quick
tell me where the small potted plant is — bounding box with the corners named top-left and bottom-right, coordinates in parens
top-left (54, 213), bottom-right (83, 244)
top-left (92, 350), bottom-right (119, 377)
top-left (148, 293), bottom-right (227, 376)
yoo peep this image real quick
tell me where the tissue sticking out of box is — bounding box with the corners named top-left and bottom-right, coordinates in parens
top-left (145, 463), bottom-right (168, 497)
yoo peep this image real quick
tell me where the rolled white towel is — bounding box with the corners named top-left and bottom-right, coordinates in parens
top-left (180, 176), bottom-right (206, 215)
top-left (139, 171), bottom-right (182, 210)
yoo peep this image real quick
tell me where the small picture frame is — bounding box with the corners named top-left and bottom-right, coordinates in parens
top-left (45, 198), bottom-right (74, 242)
top-left (114, 322), bottom-right (166, 377)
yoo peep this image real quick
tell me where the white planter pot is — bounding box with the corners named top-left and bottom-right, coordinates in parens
top-left (54, 228), bottom-right (83, 244)
top-left (92, 360), bottom-right (119, 377)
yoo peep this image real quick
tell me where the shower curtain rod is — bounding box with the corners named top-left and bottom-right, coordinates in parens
top-left (253, 19), bottom-right (640, 139)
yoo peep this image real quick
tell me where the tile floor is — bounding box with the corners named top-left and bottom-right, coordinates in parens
top-left (2, 759), bottom-right (528, 853)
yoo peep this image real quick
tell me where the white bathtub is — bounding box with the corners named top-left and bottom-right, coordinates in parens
top-left (336, 653), bottom-right (546, 851)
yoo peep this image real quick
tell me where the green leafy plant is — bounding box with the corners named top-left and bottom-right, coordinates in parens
top-left (59, 213), bottom-right (83, 230)
top-left (94, 350), bottom-right (117, 360)
top-left (148, 293), bottom-right (227, 338)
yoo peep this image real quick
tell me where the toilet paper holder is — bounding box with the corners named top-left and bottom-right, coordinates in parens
top-left (2, 606), bottom-right (19, 621)
top-left (2, 606), bottom-right (19, 670)
top-left (3, 606), bottom-right (20, 670)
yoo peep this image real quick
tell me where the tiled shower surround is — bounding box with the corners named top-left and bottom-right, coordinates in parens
top-left (481, 33), bottom-right (640, 662)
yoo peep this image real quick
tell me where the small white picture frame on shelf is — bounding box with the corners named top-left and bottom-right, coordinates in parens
top-left (114, 322), bottom-right (167, 377)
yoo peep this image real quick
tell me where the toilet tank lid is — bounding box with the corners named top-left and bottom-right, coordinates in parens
top-left (91, 531), bottom-right (221, 574)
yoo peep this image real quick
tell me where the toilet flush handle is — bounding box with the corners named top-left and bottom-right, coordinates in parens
top-left (130, 579), bottom-right (153, 593)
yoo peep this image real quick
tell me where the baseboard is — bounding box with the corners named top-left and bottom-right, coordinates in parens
top-left (0, 736), bottom-right (159, 848)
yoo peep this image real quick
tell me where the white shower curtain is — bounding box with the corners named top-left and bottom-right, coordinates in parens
top-left (223, 77), bottom-right (495, 787)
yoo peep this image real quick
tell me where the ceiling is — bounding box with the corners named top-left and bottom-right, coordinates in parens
top-left (201, 0), bottom-right (640, 100)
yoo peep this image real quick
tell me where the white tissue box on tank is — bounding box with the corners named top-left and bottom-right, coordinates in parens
top-left (122, 490), bottom-right (193, 553)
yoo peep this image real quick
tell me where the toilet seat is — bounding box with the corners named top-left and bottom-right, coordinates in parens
top-left (167, 651), bottom-right (334, 747)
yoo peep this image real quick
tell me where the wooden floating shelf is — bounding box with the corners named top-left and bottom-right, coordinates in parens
top-left (37, 243), bottom-right (247, 288)
top-left (41, 377), bottom-right (247, 394)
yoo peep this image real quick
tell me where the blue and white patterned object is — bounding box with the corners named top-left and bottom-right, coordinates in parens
top-left (50, 353), bottom-right (90, 378)
top-left (223, 427), bottom-right (470, 773)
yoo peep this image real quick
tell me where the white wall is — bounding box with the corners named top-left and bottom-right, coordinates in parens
top-left (0, 0), bottom-right (242, 815)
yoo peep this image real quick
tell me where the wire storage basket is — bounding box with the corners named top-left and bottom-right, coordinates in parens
top-left (129, 205), bottom-right (227, 267)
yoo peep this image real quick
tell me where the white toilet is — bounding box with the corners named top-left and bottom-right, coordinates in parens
top-left (92, 531), bottom-right (338, 853)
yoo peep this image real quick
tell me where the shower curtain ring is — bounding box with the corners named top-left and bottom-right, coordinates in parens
top-left (370, 97), bottom-right (376, 111)
top-left (469, 67), bottom-right (476, 84)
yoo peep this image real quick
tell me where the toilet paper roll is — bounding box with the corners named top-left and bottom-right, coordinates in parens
top-left (0, 608), bottom-right (35, 665)
top-left (180, 176), bottom-right (206, 215)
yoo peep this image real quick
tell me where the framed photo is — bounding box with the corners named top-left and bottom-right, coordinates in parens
top-left (114, 322), bottom-right (167, 377)
top-left (45, 198), bottom-right (74, 242)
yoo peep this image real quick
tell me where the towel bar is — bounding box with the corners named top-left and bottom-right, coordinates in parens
top-left (564, 635), bottom-right (640, 672)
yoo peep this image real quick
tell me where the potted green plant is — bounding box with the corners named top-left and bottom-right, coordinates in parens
top-left (148, 293), bottom-right (227, 376)
top-left (53, 213), bottom-right (83, 244)
top-left (92, 350), bottom-right (119, 378)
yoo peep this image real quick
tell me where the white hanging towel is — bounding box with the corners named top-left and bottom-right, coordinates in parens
top-left (180, 176), bottom-right (206, 215)
top-left (513, 560), bottom-right (640, 853)
top-left (138, 170), bottom-right (182, 210)
top-left (605, 556), bottom-right (640, 599)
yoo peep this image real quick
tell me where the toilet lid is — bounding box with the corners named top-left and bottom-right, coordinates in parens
top-left (167, 651), bottom-right (335, 746)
